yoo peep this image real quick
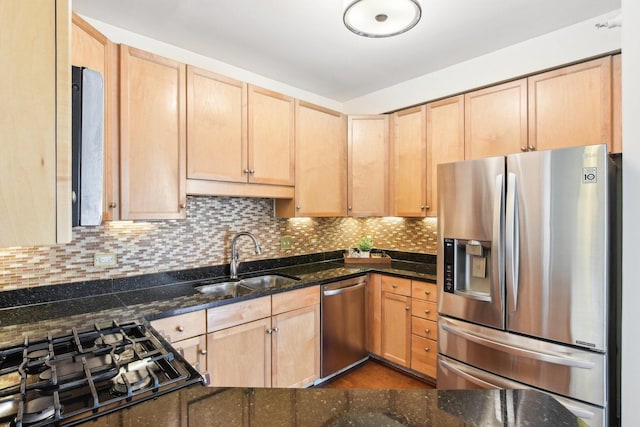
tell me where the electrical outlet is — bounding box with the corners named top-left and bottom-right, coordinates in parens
top-left (308, 235), bottom-right (318, 245)
top-left (94, 253), bottom-right (117, 267)
top-left (280, 236), bottom-right (292, 251)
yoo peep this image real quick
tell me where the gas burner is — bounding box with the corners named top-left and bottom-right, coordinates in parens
top-left (95, 333), bottom-right (124, 347)
top-left (26, 349), bottom-right (49, 362)
top-left (39, 355), bottom-right (116, 384)
top-left (112, 369), bottom-right (152, 395)
top-left (21, 395), bottom-right (61, 425)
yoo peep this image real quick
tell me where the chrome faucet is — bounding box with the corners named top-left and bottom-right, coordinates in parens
top-left (230, 232), bottom-right (262, 279)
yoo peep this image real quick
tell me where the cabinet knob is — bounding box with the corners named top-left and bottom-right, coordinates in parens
top-left (392, 284), bottom-right (397, 288)
top-left (424, 205), bottom-right (430, 210)
top-left (424, 290), bottom-right (430, 295)
top-left (244, 168), bottom-right (250, 174)
top-left (424, 328), bottom-right (430, 334)
top-left (176, 325), bottom-right (184, 332)
top-left (528, 145), bottom-right (536, 151)
top-left (249, 169), bottom-right (256, 174)
top-left (405, 306), bottom-right (410, 311)
top-left (421, 205), bottom-right (426, 210)
top-left (266, 329), bottom-right (273, 335)
top-left (180, 203), bottom-right (187, 209)
top-left (109, 202), bottom-right (117, 208)
top-left (521, 146), bottom-right (527, 152)
top-left (199, 349), bottom-right (207, 355)
top-left (273, 327), bottom-right (279, 333)
top-left (296, 205), bottom-right (301, 210)
top-left (348, 206), bottom-right (352, 211)
top-left (424, 347), bottom-right (430, 352)
top-left (424, 309), bottom-right (430, 314)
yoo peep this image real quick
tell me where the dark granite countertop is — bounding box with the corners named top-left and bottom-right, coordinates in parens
top-left (90, 386), bottom-right (582, 426)
top-left (0, 251), bottom-right (436, 346)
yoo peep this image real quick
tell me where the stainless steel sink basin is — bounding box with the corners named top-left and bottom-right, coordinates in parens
top-left (194, 281), bottom-right (252, 298)
top-left (239, 274), bottom-right (299, 290)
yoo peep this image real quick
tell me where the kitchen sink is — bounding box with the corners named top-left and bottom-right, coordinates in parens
top-left (194, 274), bottom-right (299, 296)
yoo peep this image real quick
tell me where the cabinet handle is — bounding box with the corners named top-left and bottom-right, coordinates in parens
top-left (424, 347), bottom-right (430, 352)
top-left (244, 169), bottom-right (250, 174)
top-left (273, 327), bottom-right (279, 333)
top-left (176, 325), bottom-right (185, 332)
top-left (199, 349), bottom-right (207, 355)
top-left (249, 169), bottom-right (256, 174)
top-left (424, 309), bottom-right (430, 314)
top-left (109, 202), bottom-right (117, 208)
top-left (405, 306), bottom-right (410, 311)
top-left (425, 328), bottom-right (430, 334)
top-left (528, 145), bottom-right (536, 151)
top-left (266, 329), bottom-right (273, 335)
top-left (424, 205), bottom-right (431, 210)
top-left (421, 205), bottom-right (426, 210)
top-left (348, 206), bottom-right (352, 211)
top-left (296, 205), bottom-right (301, 210)
top-left (424, 290), bottom-right (430, 295)
top-left (392, 284), bottom-right (397, 288)
top-left (180, 203), bottom-right (187, 209)
top-left (521, 146), bottom-right (527, 152)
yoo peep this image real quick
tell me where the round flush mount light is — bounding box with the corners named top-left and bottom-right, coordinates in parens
top-left (343, 0), bottom-right (422, 38)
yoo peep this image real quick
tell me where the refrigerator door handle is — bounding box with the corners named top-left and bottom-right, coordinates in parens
top-left (505, 172), bottom-right (519, 310)
top-left (439, 358), bottom-right (501, 389)
top-left (492, 174), bottom-right (505, 309)
top-left (441, 323), bottom-right (595, 369)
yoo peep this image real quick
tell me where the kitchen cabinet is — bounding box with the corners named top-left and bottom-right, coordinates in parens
top-left (71, 12), bottom-right (120, 221)
top-left (275, 101), bottom-right (346, 217)
top-left (380, 276), bottom-right (412, 367)
top-left (612, 54), bottom-right (622, 154)
top-left (528, 56), bottom-right (612, 152)
top-left (390, 106), bottom-right (427, 217)
top-left (366, 273), bottom-right (383, 356)
top-left (207, 287), bottom-right (320, 388)
top-left (425, 95), bottom-right (465, 217)
top-left (150, 310), bottom-right (207, 373)
top-left (119, 45), bottom-right (187, 220)
top-left (0, 0), bottom-right (71, 246)
top-left (464, 78), bottom-right (528, 159)
top-left (347, 115), bottom-right (389, 216)
top-left (410, 280), bottom-right (438, 379)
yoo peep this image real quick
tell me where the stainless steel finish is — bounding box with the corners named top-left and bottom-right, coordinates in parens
top-left (194, 274), bottom-right (298, 295)
top-left (229, 232), bottom-right (262, 279)
top-left (239, 274), bottom-right (298, 290)
top-left (194, 281), bottom-right (249, 297)
top-left (506, 145), bottom-right (609, 350)
top-left (176, 325), bottom-right (184, 332)
top-left (437, 155), bottom-right (505, 329)
top-left (437, 355), bottom-right (605, 427)
top-left (250, 169), bottom-right (255, 174)
top-left (244, 168), bottom-right (250, 174)
top-left (505, 172), bottom-right (519, 310)
top-left (79, 68), bottom-right (104, 226)
top-left (321, 276), bottom-right (367, 379)
top-left (438, 317), bottom-right (606, 407)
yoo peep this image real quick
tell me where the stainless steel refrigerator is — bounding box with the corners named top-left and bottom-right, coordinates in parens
top-left (436, 144), bottom-right (620, 427)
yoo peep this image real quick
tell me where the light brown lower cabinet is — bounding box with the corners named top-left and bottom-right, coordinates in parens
top-left (380, 291), bottom-right (412, 368)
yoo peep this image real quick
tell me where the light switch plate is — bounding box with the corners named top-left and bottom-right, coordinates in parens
top-left (280, 236), bottom-right (292, 251)
top-left (94, 252), bottom-right (117, 267)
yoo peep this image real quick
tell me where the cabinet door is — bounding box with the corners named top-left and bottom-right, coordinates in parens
top-left (71, 13), bottom-right (119, 221)
top-left (207, 317), bottom-right (272, 387)
top-left (528, 56), bottom-right (612, 152)
top-left (465, 79), bottom-right (528, 159)
top-left (381, 292), bottom-right (411, 367)
top-left (187, 66), bottom-right (247, 183)
top-left (390, 106), bottom-right (427, 217)
top-left (612, 54), bottom-right (621, 154)
top-left (119, 45), bottom-right (186, 220)
top-left (173, 335), bottom-right (207, 373)
top-left (248, 85), bottom-right (294, 186)
top-left (0, 0), bottom-right (71, 246)
top-left (284, 101), bottom-right (346, 217)
top-left (272, 304), bottom-right (320, 387)
top-left (348, 115), bottom-right (389, 216)
top-left (426, 95), bottom-right (464, 217)
top-left (411, 335), bottom-right (437, 378)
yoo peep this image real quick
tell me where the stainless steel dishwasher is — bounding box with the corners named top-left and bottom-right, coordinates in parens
top-left (321, 276), bottom-right (368, 379)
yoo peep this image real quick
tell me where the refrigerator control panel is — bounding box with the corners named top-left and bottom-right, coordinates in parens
top-left (443, 238), bottom-right (455, 294)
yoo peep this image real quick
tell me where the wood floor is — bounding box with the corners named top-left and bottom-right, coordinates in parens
top-left (320, 359), bottom-right (435, 390)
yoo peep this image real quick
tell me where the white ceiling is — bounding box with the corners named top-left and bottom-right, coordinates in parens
top-left (72, 0), bottom-right (621, 103)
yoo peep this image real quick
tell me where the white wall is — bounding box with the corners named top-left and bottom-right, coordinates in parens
top-left (80, 16), bottom-right (344, 112)
top-left (621, 1), bottom-right (638, 425)
top-left (343, 10), bottom-right (621, 114)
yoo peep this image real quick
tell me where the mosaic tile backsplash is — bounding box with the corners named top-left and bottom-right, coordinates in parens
top-left (0, 196), bottom-right (437, 291)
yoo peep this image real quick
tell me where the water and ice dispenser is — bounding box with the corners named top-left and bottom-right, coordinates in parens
top-left (443, 238), bottom-right (493, 301)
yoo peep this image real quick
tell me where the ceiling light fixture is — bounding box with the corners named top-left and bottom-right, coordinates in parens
top-left (343, 0), bottom-right (422, 38)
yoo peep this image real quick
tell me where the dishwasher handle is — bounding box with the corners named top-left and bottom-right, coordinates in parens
top-left (323, 281), bottom-right (366, 297)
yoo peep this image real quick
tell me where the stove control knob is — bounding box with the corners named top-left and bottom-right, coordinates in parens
top-left (176, 325), bottom-right (185, 332)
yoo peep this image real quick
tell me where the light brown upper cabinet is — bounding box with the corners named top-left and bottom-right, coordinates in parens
top-left (528, 56), bottom-right (612, 152)
top-left (0, 0), bottom-right (71, 247)
top-left (465, 79), bottom-right (528, 159)
top-left (347, 115), bottom-right (389, 217)
top-left (71, 13), bottom-right (120, 221)
top-left (425, 95), bottom-right (465, 217)
top-left (390, 106), bottom-right (427, 217)
top-left (248, 85), bottom-right (295, 186)
top-left (612, 54), bottom-right (622, 154)
top-left (275, 102), bottom-right (347, 217)
top-left (119, 45), bottom-right (187, 220)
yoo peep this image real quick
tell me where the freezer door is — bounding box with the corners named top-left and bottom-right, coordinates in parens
top-left (437, 354), bottom-right (605, 427)
top-left (506, 144), bottom-right (610, 350)
top-left (438, 316), bottom-right (607, 407)
top-left (437, 156), bottom-right (505, 329)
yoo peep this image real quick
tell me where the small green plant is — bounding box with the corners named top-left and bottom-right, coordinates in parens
top-left (356, 236), bottom-right (374, 252)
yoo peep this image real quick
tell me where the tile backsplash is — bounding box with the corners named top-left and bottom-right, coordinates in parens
top-left (0, 196), bottom-right (437, 291)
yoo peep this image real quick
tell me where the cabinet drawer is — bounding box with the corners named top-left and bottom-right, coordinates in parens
top-left (411, 317), bottom-right (438, 340)
top-left (172, 335), bottom-right (207, 373)
top-left (150, 310), bottom-right (206, 342)
top-left (411, 335), bottom-right (437, 378)
top-left (381, 276), bottom-right (411, 296)
top-left (208, 296), bottom-right (271, 332)
top-left (272, 285), bottom-right (320, 315)
top-left (411, 300), bottom-right (437, 321)
top-left (412, 281), bottom-right (437, 302)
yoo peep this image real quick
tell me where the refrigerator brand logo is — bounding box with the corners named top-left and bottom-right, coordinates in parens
top-left (582, 167), bottom-right (597, 184)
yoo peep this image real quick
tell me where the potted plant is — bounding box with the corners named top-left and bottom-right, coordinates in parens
top-left (356, 236), bottom-right (374, 258)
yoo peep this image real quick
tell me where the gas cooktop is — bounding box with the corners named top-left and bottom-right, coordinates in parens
top-left (0, 321), bottom-right (207, 426)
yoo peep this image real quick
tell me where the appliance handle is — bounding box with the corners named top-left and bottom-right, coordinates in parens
top-left (441, 323), bottom-right (595, 369)
top-left (323, 281), bottom-right (366, 297)
top-left (491, 173), bottom-right (505, 309)
top-left (439, 358), bottom-right (501, 389)
top-left (505, 172), bottom-right (519, 310)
